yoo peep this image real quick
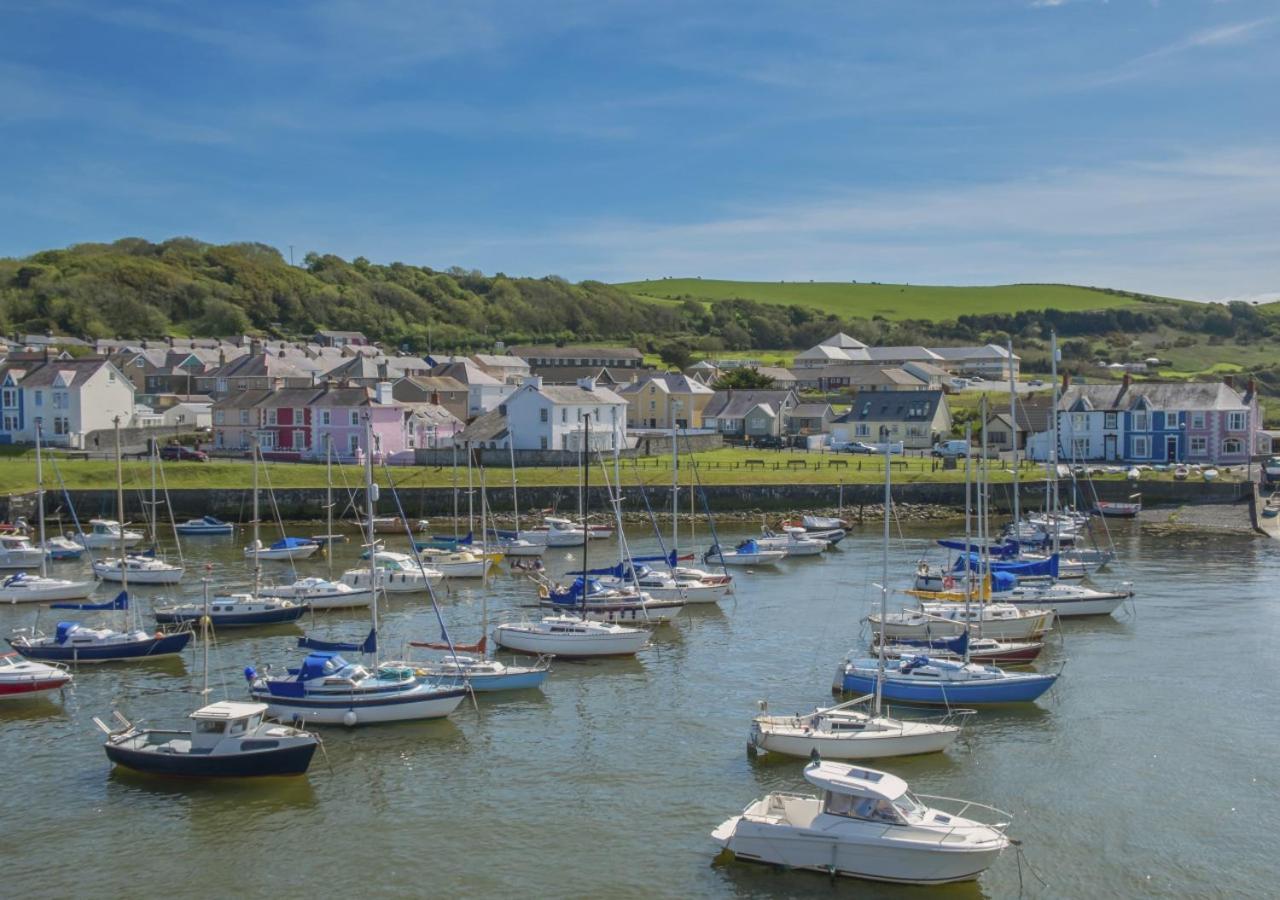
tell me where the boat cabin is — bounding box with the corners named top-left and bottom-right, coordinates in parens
top-left (88, 519), bottom-right (123, 536)
top-left (806, 762), bottom-right (928, 826)
top-left (189, 701), bottom-right (269, 750)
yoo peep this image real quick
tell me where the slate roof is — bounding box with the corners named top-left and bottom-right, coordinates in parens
top-left (617, 373), bottom-right (715, 396)
top-left (455, 408), bottom-right (509, 444)
top-left (704, 389), bottom-right (796, 420)
top-left (1060, 382), bottom-right (1250, 412)
top-left (835, 390), bottom-right (946, 423)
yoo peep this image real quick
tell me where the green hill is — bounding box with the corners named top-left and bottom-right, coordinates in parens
top-left (618, 278), bottom-right (1182, 321)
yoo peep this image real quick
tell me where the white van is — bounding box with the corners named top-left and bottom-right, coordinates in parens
top-left (932, 439), bottom-right (971, 457)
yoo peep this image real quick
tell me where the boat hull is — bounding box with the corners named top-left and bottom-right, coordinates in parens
top-left (341, 571), bottom-right (439, 592)
top-left (8, 632), bottom-right (191, 663)
top-left (998, 591), bottom-right (1128, 618)
top-left (251, 686), bottom-right (467, 725)
top-left (837, 669), bottom-right (1058, 705)
top-left (873, 613), bottom-right (1052, 642)
top-left (104, 738), bottom-right (316, 776)
top-left (155, 606), bottom-right (306, 627)
top-left (493, 625), bottom-right (648, 657)
top-left (750, 724), bottom-right (958, 760)
top-left (0, 581), bottom-right (96, 603)
top-left (92, 565), bottom-right (184, 585)
top-left (712, 815), bottom-right (1005, 885)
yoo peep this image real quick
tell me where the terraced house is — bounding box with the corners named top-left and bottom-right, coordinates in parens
top-left (1036, 376), bottom-right (1264, 465)
top-left (0, 356), bottom-right (135, 447)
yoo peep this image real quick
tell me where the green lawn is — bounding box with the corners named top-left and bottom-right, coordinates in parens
top-left (619, 279), bottom-right (1173, 321)
top-left (1, 447), bottom-right (1221, 495)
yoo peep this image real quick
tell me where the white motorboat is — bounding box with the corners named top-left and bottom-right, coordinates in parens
top-left (750, 696), bottom-right (967, 760)
top-left (493, 615), bottom-right (649, 657)
top-left (175, 516), bottom-right (235, 536)
top-left (0, 571), bottom-right (96, 604)
top-left (359, 515), bottom-right (429, 534)
top-left (0, 534), bottom-right (45, 569)
top-left (244, 537), bottom-right (320, 561)
top-left (341, 551), bottom-right (442, 593)
top-left (599, 564), bottom-right (729, 604)
top-left (869, 603), bottom-right (1055, 642)
top-left (712, 760), bottom-right (1012, 885)
top-left (704, 540), bottom-right (787, 567)
top-left (415, 547), bottom-right (499, 578)
top-left (0, 653), bottom-right (73, 700)
top-left (757, 526), bottom-right (828, 557)
top-left (93, 555), bottom-right (185, 585)
top-left (672, 565), bottom-right (735, 592)
top-left (75, 519), bottom-right (143, 550)
top-left (497, 537), bottom-right (545, 557)
top-left (524, 516), bottom-right (587, 547)
top-left (801, 514), bottom-right (849, 531)
top-left (260, 576), bottom-right (372, 609)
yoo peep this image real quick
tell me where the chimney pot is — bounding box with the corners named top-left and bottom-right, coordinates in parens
top-left (1121, 372), bottom-right (1132, 389)
top-left (1224, 374), bottom-right (1235, 389)
top-left (1062, 372), bottom-right (1071, 390)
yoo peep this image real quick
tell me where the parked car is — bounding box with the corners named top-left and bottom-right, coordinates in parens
top-left (843, 441), bottom-right (879, 454)
top-left (159, 445), bottom-right (208, 462)
top-left (752, 436), bottom-right (785, 449)
top-left (932, 439), bottom-right (971, 458)
top-left (1028, 378), bottom-right (1045, 387)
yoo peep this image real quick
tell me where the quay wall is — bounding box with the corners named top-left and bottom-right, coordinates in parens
top-left (7, 479), bottom-right (1251, 523)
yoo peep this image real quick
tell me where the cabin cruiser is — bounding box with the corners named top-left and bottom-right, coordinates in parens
top-left (245, 537), bottom-right (320, 561)
top-left (74, 519), bottom-right (143, 550)
top-left (260, 577), bottom-right (372, 610)
top-left (154, 592), bottom-right (305, 627)
top-left (0, 534), bottom-right (45, 569)
top-left (756, 526), bottom-right (829, 557)
top-left (341, 551), bottom-right (442, 593)
top-left (0, 653), bottom-right (73, 700)
top-left (92, 554), bottom-right (184, 585)
top-left (595, 563), bottom-right (730, 604)
top-left (0, 571), bottom-right (96, 604)
top-left (415, 654), bottom-right (551, 692)
top-left (868, 603), bottom-right (1054, 642)
top-left (175, 516), bottom-right (235, 536)
top-left (712, 759), bottom-right (1012, 885)
top-left (704, 540), bottom-right (786, 567)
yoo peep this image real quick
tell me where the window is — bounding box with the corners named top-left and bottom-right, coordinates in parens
top-left (649, 401), bottom-right (655, 411)
top-left (1223, 438), bottom-right (1243, 455)
top-left (1071, 413), bottom-right (1087, 431)
top-left (1165, 410), bottom-right (1178, 428)
top-left (855, 424), bottom-right (870, 437)
top-left (2, 415), bottom-right (17, 431)
top-left (1133, 411), bottom-right (1149, 431)
top-left (1189, 436), bottom-right (1207, 455)
top-left (53, 391), bottom-right (66, 409)
top-left (1133, 436), bottom-right (1150, 458)
top-left (293, 430), bottom-right (305, 449)
top-left (540, 436), bottom-right (548, 449)
top-left (1, 388), bottom-right (15, 408)
top-left (1104, 412), bottom-right (1118, 430)
top-left (266, 409), bottom-right (277, 425)
top-left (1227, 412), bottom-right (1246, 431)
top-left (560, 408), bottom-right (567, 423)
top-left (214, 411), bottom-right (225, 425)
top-left (239, 410), bottom-right (249, 425)
top-left (1191, 412), bottom-right (1206, 429)
top-left (350, 411), bottom-right (359, 426)
top-left (34, 390), bottom-right (42, 407)
top-left (320, 410), bottom-right (330, 425)
top-left (1072, 438), bottom-right (1088, 457)
top-left (348, 434), bottom-right (360, 455)
top-left (540, 408), bottom-right (548, 423)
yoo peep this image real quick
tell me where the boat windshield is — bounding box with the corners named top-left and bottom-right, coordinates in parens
top-left (893, 792), bottom-right (926, 820)
top-left (824, 792), bottom-right (904, 824)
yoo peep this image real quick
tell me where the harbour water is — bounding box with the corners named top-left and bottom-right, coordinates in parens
top-left (2, 521), bottom-right (1277, 898)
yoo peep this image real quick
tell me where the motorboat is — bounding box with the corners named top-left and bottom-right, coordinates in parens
top-left (781, 523), bottom-right (847, 545)
top-left (8, 592), bottom-right (191, 663)
top-left (0, 571), bottom-right (96, 604)
top-left (414, 547), bottom-right (499, 578)
top-left (596, 563), bottom-right (730, 604)
top-left (93, 554), bottom-right (184, 585)
top-left (155, 592), bottom-right (306, 628)
top-left (711, 759), bottom-right (1012, 885)
top-left (0, 653), bottom-right (72, 700)
top-left (247, 651), bottom-right (467, 725)
top-left (245, 537), bottom-right (320, 561)
top-left (75, 519), bottom-right (143, 550)
top-left (749, 696), bottom-right (967, 760)
top-left (492, 615), bottom-right (649, 657)
top-left (520, 516), bottom-right (587, 548)
top-left (672, 565), bottom-right (734, 592)
top-left (869, 603), bottom-right (1054, 642)
top-left (99, 701), bottom-right (318, 777)
top-left (175, 516), bottom-right (235, 536)
top-left (757, 526), bottom-right (829, 557)
top-left (800, 514), bottom-right (849, 531)
top-left (704, 540), bottom-right (786, 567)
top-left (834, 654), bottom-right (1059, 705)
top-left (0, 534), bottom-right (45, 569)
top-left (494, 537), bottom-right (545, 557)
top-left (341, 551), bottom-right (442, 593)
top-left (260, 577), bottom-right (372, 610)
top-left (1096, 496), bottom-right (1141, 518)
top-left (360, 515), bottom-right (429, 534)
top-left (43, 537), bottom-right (84, 561)
top-left (416, 654), bottom-right (551, 692)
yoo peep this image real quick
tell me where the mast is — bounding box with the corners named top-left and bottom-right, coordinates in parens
top-left (325, 436), bottom-right (334, 579)
top-left (251, 433), bottom-right (261, 598)
top-left (465, 441), bottom-right (474, 538)
top-left (201, 572), bottom-right (210, 698)
top-left (508, 436), bottom-right (520, 536)
top-left (149, 436), bottom-right (158, 549)
top-left (35, 420), bottom-right (47, 579)
top-left (1049, 330), bottom-right (1061, 558)
top-left (477, 451), bottom-right (489, 588)
top-left (451, 442), bottom-right (459, 539)
top-left (979, 396), bottom-right (990, 620)
top-left (364, 414), bottom-right (380, 661)
top-left (113, 417), bottom-right (129, 627)
top-left (962, 423), bottom-right (973, 662)
top-left (1008, 339), bottom-right (1020, 533)
top-left (580, 414), bottom-right (590, 621)
top-left (671, 429), bottom-right (679, 562)
top-left (875, 435), bottom-right (890, 716)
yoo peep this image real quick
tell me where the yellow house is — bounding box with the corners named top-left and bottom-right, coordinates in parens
top-left (618, 373), bottom-right (715, 429)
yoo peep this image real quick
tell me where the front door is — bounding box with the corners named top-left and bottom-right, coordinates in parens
top-left (1104, 434), bottom-right (1116, 460)
top-left (1166, 435), bottom-right (1178, 462)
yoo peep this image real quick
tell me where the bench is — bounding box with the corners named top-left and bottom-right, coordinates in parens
top-left (743, 459), bottom-right (765, 469)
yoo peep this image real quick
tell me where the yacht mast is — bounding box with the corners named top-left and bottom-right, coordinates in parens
top-left (580, 414), bottom-right (590, 621)
top-left (1049, 330), bottom-right (1061, 558)
top-left (251, 433), bottom-right (261, 598)
top-left (113, 417), bottom-right (130, 628)
top-left (35, 421), bottom-right (47, 579)
top-left (364, 415), bottom-right (380, 662)
top-left (671, 429), bottom-right (679, 562)
top-left (325, 437), bottom-right (334, 579)
top-left (962, 423), bottom-right (973, 663)
top-left (875, 435), bottom-right (890, 717)
top-left (1008, 339), bottom-right (1020, 531)
top-left (508, 437), bottom-right (520, 536)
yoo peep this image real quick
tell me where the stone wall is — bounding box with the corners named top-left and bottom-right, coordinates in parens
top-left (413, 430), bottom-right (723, 467)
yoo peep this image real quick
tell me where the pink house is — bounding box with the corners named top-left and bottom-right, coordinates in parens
top-left (310, 384), bottom-right (406, 463)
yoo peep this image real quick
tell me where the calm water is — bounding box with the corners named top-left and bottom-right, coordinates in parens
top-left (2, 519), bottom-right (1278, 898)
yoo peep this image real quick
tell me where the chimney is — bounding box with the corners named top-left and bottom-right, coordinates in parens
top-left (375, 381), bottom-right (392, 405)
top-left (377, 360), bottom-right (388, 380)
top-left (1121, 372), bottom-right (1132, 389)
top-left (1224, 374), bottom-right (1235, 389)
top-left (577, 376), bottom-right (597, 391)
top-left (524, 375), bottom-right (543, 389)
top-left (250, 338), bottom-right (263, 357)
top-left (1246, 377), bottom-right (1256, 396)
top-left (1061, 372), bottom-right (1070, 390)
top-left (430, 390), bottom-right (441, 406)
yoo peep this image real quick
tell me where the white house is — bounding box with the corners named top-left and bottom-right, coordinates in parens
top-left (461, 376), bottom-right (628, 451)
top-left (0, 357), bottom-right (135, 447)
top-left (430, 360), bottom-right (515, 418)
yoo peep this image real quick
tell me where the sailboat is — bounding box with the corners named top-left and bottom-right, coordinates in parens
top-left (494, 414), bottom-right (650, 658)
top-left (246, 416), bottom-right (468, 726)
top-left (243, 451), bottom-right (319, 561)
top-left (411, 594), bottom-right (551, 692)
top-left (8, 419), bottom-right (192, 663)
top-left (752, 445), bottom-right (967, 759)
top-left (834, 426), bottom-right (1061, 705)
top-left (156, 439), bottom-right (305, 627)
top-left (93, 439), bottom-right (184, 585)
top-left (1, 423), bottom-right (94, 603)
top-left (100, 575), bottom-right (319, 777)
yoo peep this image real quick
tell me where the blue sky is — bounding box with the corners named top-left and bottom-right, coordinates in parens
top-left (2, 0), bottom-right (1277, 300)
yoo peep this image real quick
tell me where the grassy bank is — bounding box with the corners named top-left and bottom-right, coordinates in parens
top-left (619, 279), bottom-right (1160, 321)
top-left (0, 448), bottom-right (1234, 495)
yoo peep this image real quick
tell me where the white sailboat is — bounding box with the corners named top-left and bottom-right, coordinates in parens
top-left (752, 445), bottom-right (966, 760)
top-left (93, 439), bottom-right (185, 585)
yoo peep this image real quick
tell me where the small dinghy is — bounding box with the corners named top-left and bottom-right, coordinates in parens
top-left (43, 537), bottom-right (84, 561)
top-left (245, 537), bottom-right (320, 561)
top-left (712, 758), bottom-right (1013, 885)
top-left (704, 539), bottom-right (786, 567)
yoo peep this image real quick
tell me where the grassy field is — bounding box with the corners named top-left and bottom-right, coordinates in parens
top-left (0, 447), bottom-right (1218, 496)
top-left (619, 279), bottom-right (1172, 321)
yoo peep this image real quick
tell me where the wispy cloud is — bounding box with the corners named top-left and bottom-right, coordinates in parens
top-left (1078, 16), bottom-right (1277, 87)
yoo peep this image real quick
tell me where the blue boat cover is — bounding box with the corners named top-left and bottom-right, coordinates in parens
top-left (270, 537), bottom-right (315, 550)
top-left (3, 572), bottom-right (29, 587)
top-left (953, 552), bottom-right (1059, 578)
top-left (737, 539), bottom-right (760, 554)
top-left (892, 631), bottom-right (970, 656)
top-left (55, 621), bottom-right (79, 643)
top-left (51, 591), bottom-right (128, 611)
top-left (550, 577), bottom-right (606, 603)
top-left (297, 629), bottom-right (377, 653)
top-left (203, 516), bottom-right (226, 525)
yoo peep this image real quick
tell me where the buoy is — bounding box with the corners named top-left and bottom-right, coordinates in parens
top-left (342, 710), bottom-right (358, 727)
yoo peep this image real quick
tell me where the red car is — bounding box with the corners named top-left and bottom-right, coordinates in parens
top-left (159, 445), bottom-right (208, 462)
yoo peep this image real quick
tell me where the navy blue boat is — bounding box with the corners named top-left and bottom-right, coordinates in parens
top-left (154, 592), bottom-right (306, 628)
top-left (8, 593), bottom-right (191, 663)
